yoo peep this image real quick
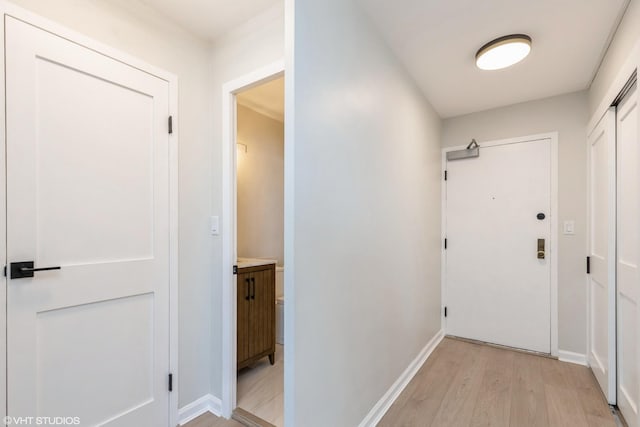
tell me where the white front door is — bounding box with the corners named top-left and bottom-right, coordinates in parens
top-left (445, 138), bottom-right (552, 354)
top-left (588, 108), bottom-right (617, 404)
top-left (616, 82), bottom-right (639, 425)
top-left (6, 17), bottom-right (171, 425)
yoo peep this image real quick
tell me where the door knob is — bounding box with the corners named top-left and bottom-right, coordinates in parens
top-left (10, 261), bottom-right (61, 279)
top-left (537, 239), bottom-right (545, 260)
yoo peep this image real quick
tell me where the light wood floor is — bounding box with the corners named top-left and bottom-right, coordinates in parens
top-left (183, 412), bottom-right (244, 427)
top-left (236, 343), bottom-right (284, 426)
top-left (379, 337), bottom-right (617, 427)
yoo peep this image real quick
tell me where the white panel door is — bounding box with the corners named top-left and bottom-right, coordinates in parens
top-left (446, 138), bottom-right (552, 353)
top-left (588, 108), bottom-right (617, 404)
top-left (6, 17), bottom-right (171, 425)
top-left (617, 83), bottom-right (639, 426)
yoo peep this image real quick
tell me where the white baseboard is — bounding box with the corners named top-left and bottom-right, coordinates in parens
top-left (178, 394), bottom-right (222, 425)
top-left (358, 329), bottom-right (445, 427)
top-left (558, 350), bottom-right (588, 366)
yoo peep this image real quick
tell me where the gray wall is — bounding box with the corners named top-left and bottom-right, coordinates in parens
top-left (290, 0), bottom-right (443, 425)
top-left (442, 91), bottom-right (589, 355)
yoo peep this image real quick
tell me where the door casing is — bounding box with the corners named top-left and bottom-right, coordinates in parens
top-left (0, 2), bottom-right (179, 424)
top-left (221, 61), bottom-right (285, 418)
top-left (441, 133), bottom-right (559, 357)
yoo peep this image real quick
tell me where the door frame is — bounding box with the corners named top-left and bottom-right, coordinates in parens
top-left (220, 60), bottom-right (285, 418)
top-left (0, 2), bottom-right (180, 425)
top-left (441, 133), bottom-right (559, 357)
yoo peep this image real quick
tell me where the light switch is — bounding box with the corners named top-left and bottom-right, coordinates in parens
top-left (210, 216), bottom-right (220, 236)
top-left (563, 220), bottom-right (575, 235)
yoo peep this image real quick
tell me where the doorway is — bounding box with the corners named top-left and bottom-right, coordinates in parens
top-left (220, 62), bottom-right (285, 425)
top-left (443, 134), bottom-right (559, 355)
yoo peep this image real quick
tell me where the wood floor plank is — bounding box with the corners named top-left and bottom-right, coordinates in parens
top-left (563, 362), bottom-right (616, 427)
top-left (378, 338), bottom-right (464, 426)
top-left (508, 352), bottom-right (549, 427)
top-left (469, 346), bottom-right (515, 427)
top-left (378, 338), bottom-right (618, 427)
top-left (428, 344), bottom-right (489, 426)
top-left (184, 412), bottom-right (244, 427)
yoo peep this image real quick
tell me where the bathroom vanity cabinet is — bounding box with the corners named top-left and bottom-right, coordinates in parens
top-left (237, 262), bottom-right (276, 370)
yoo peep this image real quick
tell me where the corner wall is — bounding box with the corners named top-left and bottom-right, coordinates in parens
top-left (290, 0), bottom-right (443, 425)
top-left (442, 91), bottom-right (589, 355)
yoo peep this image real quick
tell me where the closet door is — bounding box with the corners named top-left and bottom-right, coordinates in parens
top-left (6, 17), bottom-right (171, 425)
top-left (588, 107), bottom-right (617, 404)
top-left (616, 82), bottom-right (639, 426)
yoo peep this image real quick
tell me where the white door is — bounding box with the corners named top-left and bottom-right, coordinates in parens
top-left (6, 17), bottom-right (171, 425)
top-left (445, 138), bottom-right (552, 354)
top-left (617, 82), bottom-right (639, 425)
top-left (588, 108), bottom-right (617, 404)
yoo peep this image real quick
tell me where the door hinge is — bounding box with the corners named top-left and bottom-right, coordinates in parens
top-left (168, 116), bottom-right (173, 135)
top-left (3, 266), bottom-right (5, 277)
top-left (168, 373), bottom-right (173, 392)
top-left (444, 238), bottom-right (448, 250)
top-left (586, 256), bottom-right (591, 274)
top-left (233, 265), bottom-right (238, 275)
top-left (444, 307), bottom-right (448, 318)
top-left (444, 170), bottom-right (448, 181)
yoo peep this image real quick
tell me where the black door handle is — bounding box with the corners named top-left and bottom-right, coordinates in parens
top-left (10, 261), bottom-right (61, 279)
top-left (251, 277), bottom-right (256, 300)
top-left (245, 278), bottom-right (250, 301)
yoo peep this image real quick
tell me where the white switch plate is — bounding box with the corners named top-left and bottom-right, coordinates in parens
top-left (210, 216), bottom-right (220, 236)
top-left (563, 220), bottom-right (575, 235)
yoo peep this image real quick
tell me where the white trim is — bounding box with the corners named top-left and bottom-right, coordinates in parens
top-left (558, 350), bottom-right (589, 367)
top-left (441, 133), bottom-right (560, 357)
top-left (0, 2), bottom-right (180, 424)
top-left (178, 394), bottom-right (222, 426)
top-left (588, 40), bottom-right (640, 132)
top-left (221, 60), bottom-right (285, 418)
top-left (358, 330), bottom-right (445, 427)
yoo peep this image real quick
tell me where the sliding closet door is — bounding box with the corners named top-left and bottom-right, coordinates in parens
top-left (617, 82), bottom-right (639, 427)
top-left (588, 107), bottom-right (616, 404)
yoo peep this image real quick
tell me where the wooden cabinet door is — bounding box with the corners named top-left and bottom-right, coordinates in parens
top-left (248, 267), bottom-right (275, 358)
top-left (237, 271), bottom-right (251, 365)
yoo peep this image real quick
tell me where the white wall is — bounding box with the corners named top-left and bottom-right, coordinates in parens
top-left (6, 0), bottom-right (216, 406)
top-left (209, 4), bottom-right (285, 397)
top-left (442, 91), bottom-right (589, 355)
top-left (237, 105), bottom-right (285, 265)
top-left (290, 0), bottom-right (442, 425)
top-left (589, 0), bottom-right (640, 116)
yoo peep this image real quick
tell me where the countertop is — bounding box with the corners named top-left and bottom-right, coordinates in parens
top-left (237, 257), bottom-right (278, 269)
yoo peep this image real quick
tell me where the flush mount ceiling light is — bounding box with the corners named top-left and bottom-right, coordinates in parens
top-left (475, 34), bottom-right (532, 71)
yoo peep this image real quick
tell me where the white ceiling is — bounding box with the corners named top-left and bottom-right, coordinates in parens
top-left (357, 0), bottom-right (629, 118)
top-left (139, 0), bottom-right (281, 41)
top-left (237, 76), bottom-right (285, 122)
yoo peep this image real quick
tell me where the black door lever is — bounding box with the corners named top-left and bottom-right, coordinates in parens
top-left (10, 261), bottom-right (61, 279)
